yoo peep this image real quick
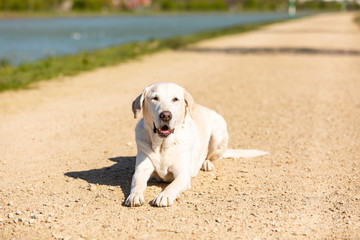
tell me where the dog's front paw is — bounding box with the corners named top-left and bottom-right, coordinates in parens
top-left (125, 193), bottom-right (145, 207)
top-left (152, 192), bottom-right (176, 207)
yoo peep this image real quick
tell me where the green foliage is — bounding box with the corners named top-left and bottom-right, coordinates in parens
top-left (72, 0), bottom-right (105, 11)
top-left (0, 0), bottom-right (61, 11)
top-left (0, 20), bottom-right (281, 91)
top-left (155, 0), bottom-right (228, 12)
top-left (297, 0), bottom-right (342, 11)
top-left (355, 15), bottom-right (360, 27)
top-left (0, 0), bottom-right (359, 12)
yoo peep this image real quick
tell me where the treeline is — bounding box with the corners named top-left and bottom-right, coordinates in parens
top-left (156, 0), bottom-right (359, 11)
top-left (0, 0), bottom-right (359, 12)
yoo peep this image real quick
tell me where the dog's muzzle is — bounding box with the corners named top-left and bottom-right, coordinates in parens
top-left (153, 122), bottom-right (174, 138)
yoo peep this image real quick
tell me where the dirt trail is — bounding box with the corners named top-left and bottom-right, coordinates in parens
top-left (1, 13), bottom-right (360, 239)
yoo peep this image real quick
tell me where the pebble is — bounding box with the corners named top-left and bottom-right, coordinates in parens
top-left (16, 210), bottom-right (22, 215)
top-left (88, 185), bottom-right (96, 191)
top-left (215, 218), bottom-right (221, 223)
top-left (209, 190), bottom-right (214, 194)
top-left (0, 218), bottom-right (3, 222)
top-left (8, 213), bottom-right (14, 219)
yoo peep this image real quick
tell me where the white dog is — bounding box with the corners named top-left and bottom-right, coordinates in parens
top-left (126, 82), bottom-right (267, 207)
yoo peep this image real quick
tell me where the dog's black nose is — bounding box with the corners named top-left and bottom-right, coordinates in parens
top-left (159, 111), bottom-right (172, 121)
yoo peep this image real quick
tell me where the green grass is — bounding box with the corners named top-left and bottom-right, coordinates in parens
top-left (355, 14), bottom-right (360, 26)
top-left (0, 20), bottom-right (285, 92)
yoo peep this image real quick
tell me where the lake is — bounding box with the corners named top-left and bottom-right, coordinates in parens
top-left (0, 13), bottom-right (308, 65)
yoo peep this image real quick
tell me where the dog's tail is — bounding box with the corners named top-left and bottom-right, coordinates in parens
top-left (222, 149), bottom-right (269, 159)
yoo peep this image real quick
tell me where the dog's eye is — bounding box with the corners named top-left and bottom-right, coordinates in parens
top-left (172, 97), bottom-right (179, 102)
top-left (151, 96), bottom-right (159, 101)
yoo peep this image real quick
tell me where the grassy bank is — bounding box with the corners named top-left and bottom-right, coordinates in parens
top-left (0, 19), bottom-right (285, 92)
top-left (355, 14), bottom-right (360, 26)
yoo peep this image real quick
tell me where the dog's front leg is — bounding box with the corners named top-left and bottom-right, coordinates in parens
top-left (125, 153), bottom-right (154, 207)
top-left (152, 172), bottom-right (191, 207)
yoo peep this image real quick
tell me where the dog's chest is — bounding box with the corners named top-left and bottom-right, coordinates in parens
top-left (151, 147), bottom-right (175, 181)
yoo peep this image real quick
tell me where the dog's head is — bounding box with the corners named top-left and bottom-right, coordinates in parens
top-left (132, 82), bottom-right (195, 138)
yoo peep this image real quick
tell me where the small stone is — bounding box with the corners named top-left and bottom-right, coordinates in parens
top-left (88, 185), bottom-right (96, 191)
top-left (16, 210), bottom-right (22, 215)
top-left (209, 190), bottom-right (214, 194)
top-left (0, 218), bottom-right (4, 222)
top-left (104, 149), bottom-right (109, 154)
top-left (29, 219), bottom-right (35, 224)
top-left (8, 213), bottom-right (14, 219)
top-left (30, 213), bottom-right (37, 219)
top-left (109, 187), bottom-right (115, 191)
top-left (126, 142), bottom-right (132, 146)
top-left (215, 218), bottom-right (221, 223)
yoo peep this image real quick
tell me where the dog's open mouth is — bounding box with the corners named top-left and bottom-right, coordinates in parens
top-left (153, 123), bottom-right (174, 138)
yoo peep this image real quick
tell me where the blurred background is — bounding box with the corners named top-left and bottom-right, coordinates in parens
top-left (0, 0), bottom-right (359, 90)
top-left (0, 0), bottom-right (359, 12)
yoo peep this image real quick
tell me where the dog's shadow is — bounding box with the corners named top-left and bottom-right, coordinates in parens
top-left (65, 156), bottom-right (167, 205)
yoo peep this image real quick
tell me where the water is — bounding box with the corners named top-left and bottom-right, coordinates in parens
top-left (0, 13), bottom-right (306, 65)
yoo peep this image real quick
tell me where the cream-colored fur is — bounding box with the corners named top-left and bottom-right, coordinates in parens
top-left (126, 82), bottom-right (267, 207)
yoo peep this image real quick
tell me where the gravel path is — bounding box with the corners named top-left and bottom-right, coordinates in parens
top-left (1, 13), bottom-right (359, 239)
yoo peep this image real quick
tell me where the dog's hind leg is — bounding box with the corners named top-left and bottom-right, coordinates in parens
top-left (201, 159), bottom-right (215, 171)
top-left (201, 117), bottom-right (229, 171)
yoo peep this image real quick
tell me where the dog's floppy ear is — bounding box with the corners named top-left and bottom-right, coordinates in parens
top-left (132, 88), bottom-right (147, 119)
top-left (184, 90), bottom-right (195, 117)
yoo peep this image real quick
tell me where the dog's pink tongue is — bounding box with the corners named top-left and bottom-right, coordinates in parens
top-left (160, 129), bottom-right (170, 134)
top-left (160, 126), bottom-right (170, 134)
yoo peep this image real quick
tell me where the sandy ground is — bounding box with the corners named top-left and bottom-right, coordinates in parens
top-left (1, 13), bottom-right (360, 239)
